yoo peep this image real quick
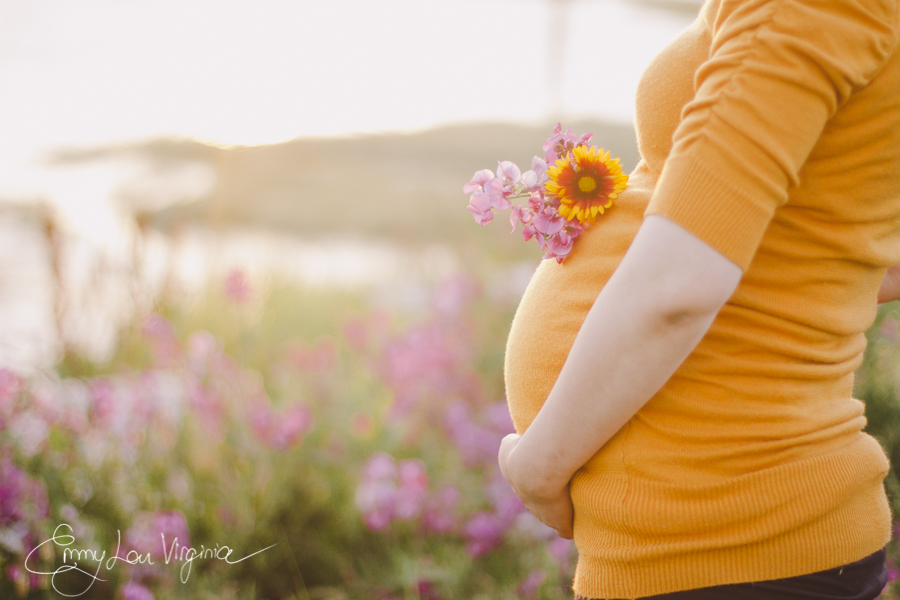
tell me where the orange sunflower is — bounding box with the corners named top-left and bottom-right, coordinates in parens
top-left (545, 145), bottom-right (629, 226)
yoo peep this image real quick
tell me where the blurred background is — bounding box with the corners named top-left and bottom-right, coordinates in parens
top-left (0, 0), bottom-right (701, 369)
top-left (4, 1), bottom-right (900, 599)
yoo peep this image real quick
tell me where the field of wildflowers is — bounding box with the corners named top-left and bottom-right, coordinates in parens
top-left (3, 261), bottom-right (900, 599)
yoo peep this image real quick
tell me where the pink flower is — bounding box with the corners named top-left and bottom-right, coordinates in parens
top-left (393, 460), bottom-right (429, 520)
top-left (543, 123), bottom-right (593, 164)
top-left (120, 511), bottom-right (189, 583)
top-left (120, 581), bottom-right (155, 600)
top-left (356, 453), bottom-right (399, 531)
top-left (468, 192), bottom-right (496, 225)
top-left (88, 379), bottom-right (117, 425)
top-left (271, 404), bottom-right (313, 450)
top-left (465, 123), bottom-right (609, 262)
top-left (421, 484), bottom-right (460, 534)
top-left (518, 570), bottom-right (547, 600)
top-left (547, 536), bottom-right (576, 569)
top-left (250, 402), bottom-right (313, 450)
top-left (483, 176), bottom-right (512, 210)
top-left (482, 402), bottom-right (515, 435)
top-left (496, 161), bottom-right (521, 187)
top-left (0, 459), bottom-right (49, 529)
top-left (463, 169), bottom-right (495, 195)
top-left (415, 579), bottom-right (442, 600)
top-left (123, 511), bottom-right (190, 558)
top-left (532, 212), bottom-right (565, 237)
top-left (443, 402), bottom-right (512, 467)
top-left (355, 454), bottom-right (433, 529)
top-left (224, 268), bottom-right (253, 304)
top-left (509, 204), bottom-right (532, 234)
top-left (545, 229), bottom-right (575, 262)
top-left (462, 511), bottom-right (505, 557)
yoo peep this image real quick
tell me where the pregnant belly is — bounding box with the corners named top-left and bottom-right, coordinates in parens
top-left (504, 188), bottom-right (650, 434)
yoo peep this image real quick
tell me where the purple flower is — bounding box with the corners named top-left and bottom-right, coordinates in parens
top-left (443, 402), bottom-right (511, 467)
top-left (462, 511), bottom-right (505, 557)
top-left (250, 402), bottom-right (313, 451)
top-left (393, 460), bottom-right (428, 521)
top-left (0, 459), bottom-right (49, 529)
top-left (120, 581), bottom-right (155, 600)
top-left (356, 453), bottom-right (400, 531)
top-left (355, 454), bottom-right (434, 530)
top-left (547, 537), bottom-right (576, 570)
top-left (0, 463), bottom-right (28, 526)
top-left (421, 484), bottom-right (460, 534)
top-left (518, 569), bottom-right (547, 600)
top-left (415, 579), bottom-right (442, 600)
top-left (119, 511), bottom-right (189, 584)
top-left (88, 379), bottom-right (117, 425)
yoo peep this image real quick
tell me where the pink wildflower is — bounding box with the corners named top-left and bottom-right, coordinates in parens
top-left (355, 454), bottom-right (433, 530)
top-left (547, 537), bottom-right (577, 570)
top-left (121, 511), bottom-right (189, 583)
top-left (543, 123), bottom-right (592, 164)
top-left (443, 402), bottom-right (513, 467)
top-left (468, 191), bottom-right (497, 225)
top-left (466, 123), bottom-right (614, 262)
top-left (271, 404), bottom-right (313, 450)
top-left (421, 484), bottom-right (460, 534)
top-left (393, 459), bottom-right (429, 520)
top-left (462, 511), bottom-right (505, 557)
top-left (250, 401), bottom-right (313, 450)
top-left (496, 161), bottom-right (521, 187)
top-left (123, 510), bottom-right (190, 558)
top-left (88, 378), bottom-right (117, 426)
top-left (415, 579), bottom-right (442, 600)
top-left (355, 453), bottom-right (399, 531)
top-left (0, 459), bottom-right (49, 528)
top-left (120, 581), bottom-right (155, 600)
top-left (223, 268), bottom-right (253, 304)
top-left (518, 569), bottom-right (547, 600)
top-left (463, 169), bottom-right (495, 195)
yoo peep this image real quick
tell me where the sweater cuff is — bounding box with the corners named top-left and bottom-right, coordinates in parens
top-left (645, 151), bottom-right (780, 272)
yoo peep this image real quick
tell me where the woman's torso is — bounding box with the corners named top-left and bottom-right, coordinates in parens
top-left (504, 0), bottom-right (900, 596)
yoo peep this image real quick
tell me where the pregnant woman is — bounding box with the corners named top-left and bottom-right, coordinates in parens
top-left (498, 0), bottom-right (900, 598)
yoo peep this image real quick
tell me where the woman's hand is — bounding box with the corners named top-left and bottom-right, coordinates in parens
top-left (498, 433), bottom-right (574, 539)
top-left (878, 263), bottom-right (900, 303)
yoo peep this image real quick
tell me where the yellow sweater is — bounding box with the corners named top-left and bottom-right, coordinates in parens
top-left (504, 0), bottom-right (900, 597)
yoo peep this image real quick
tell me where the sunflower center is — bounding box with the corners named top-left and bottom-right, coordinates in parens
top-left (577, 175), bottom-right (597, 193)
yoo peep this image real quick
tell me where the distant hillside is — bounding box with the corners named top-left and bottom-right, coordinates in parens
top-left (51, 120), bottom-right (639, 253)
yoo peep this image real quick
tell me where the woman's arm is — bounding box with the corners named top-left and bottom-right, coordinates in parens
top-left (498, 215), bottom-right (742, 538)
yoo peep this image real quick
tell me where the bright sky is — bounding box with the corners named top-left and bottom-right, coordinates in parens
top-left (0, 0), bottom-right (695, 194)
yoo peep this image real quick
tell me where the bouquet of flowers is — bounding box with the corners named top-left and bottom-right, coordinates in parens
top-left (464, 124), bottom-right (629, 262)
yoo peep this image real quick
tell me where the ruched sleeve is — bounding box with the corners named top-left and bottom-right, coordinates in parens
top-left (645, 0), bottom-right (898, 271)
